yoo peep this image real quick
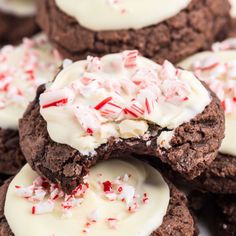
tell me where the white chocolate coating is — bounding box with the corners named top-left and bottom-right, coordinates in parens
top-left (0, 0), bottom-right (35, 16)
top-left (5, 158), bottom-right (170, 236)
top-left (179, 50), bottom-right (236, 156)
top-left (40, 52), bottom-right (211, 155)
top-left (230, 0), bottom-right (236, 17)
top-left (0, 34), bottom-right (62, 130)
top-left (55, 0), bottom-right (191, 31)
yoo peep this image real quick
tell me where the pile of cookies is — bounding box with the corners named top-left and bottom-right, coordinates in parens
top-left (0, 0), bottom-right (235, 236)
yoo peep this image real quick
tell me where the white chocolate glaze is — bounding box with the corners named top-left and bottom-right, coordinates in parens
top-left (179, 50), bottom-right (236, 156)
top-left (5, 157), bottom-right (170, 236)
top-left (39, 52), bottom-right (211, 155)
top-left (0, 0), bottom-right (35, 16)
top-left (55, 0), bottom-right (191, 31)
top-left (230, 0), bottom-right (236, 17)
top-left (0, 34), bottom-right (62, 130)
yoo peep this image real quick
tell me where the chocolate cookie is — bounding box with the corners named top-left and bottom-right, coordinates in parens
top-left (0, 34), bottom-right (62, 175)
top-left (0, 0), bottom-right (39, 44)
top-left (178, 47), bottom-right (236, 194)
top-left (36, 0), bottom-right (230, 63)
top-left (0, 161), bottom-right (196, 236)
top-left (161, 154), bottom-right (236, 194)
top-left (19, 53), bottom-right (224, 194)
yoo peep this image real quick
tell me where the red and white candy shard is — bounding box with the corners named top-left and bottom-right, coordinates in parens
top-left (15, 176), bottom-right (89, 217)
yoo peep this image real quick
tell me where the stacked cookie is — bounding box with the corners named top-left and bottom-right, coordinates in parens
top-left (0, 1), bottom-right (235, 236)
top-left (1, 49), bottom-right (225, 236)
top-left (0, 0), bottom-right (39, 44)
top-left (37, 0), bottom-right (230, 63)
top-left (179, 38), bottom-right (236, 236)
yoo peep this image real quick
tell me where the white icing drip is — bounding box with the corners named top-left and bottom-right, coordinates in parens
top-left (179, 50), bottom-right (236, 156)
top-left (0, 33), bottom-right (62, 129)
top-left (40, 52), bottom-right (211, 155)
top-left (0, 0), bottom-right (35, 16)
top-left (5, 158), bottom-right (170, 236)
top-left (55, 0), bottom-right (191, 31)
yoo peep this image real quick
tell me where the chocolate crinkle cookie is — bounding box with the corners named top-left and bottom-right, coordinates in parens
top-left (0, 157), bottom-right (197, 236)
top-left (36, 0), bottom-right (230, 63)
top-left (0, 0), bottom-right (39, 44)
top-left (178, 44), bottom-right (236, 194)
top-left (19, 52), bottom-right (224, 194)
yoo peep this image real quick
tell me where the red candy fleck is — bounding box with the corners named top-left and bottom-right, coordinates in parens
top-left (103, 181), bottom-right (112, 192)
top-left (94, 97), bottom-right (112, 110)
top-left (42, 98), bottom-right (68, 109)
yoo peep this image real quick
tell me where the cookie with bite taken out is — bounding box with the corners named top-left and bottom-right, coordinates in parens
top-left (19, 51), bottom-right (225, 194)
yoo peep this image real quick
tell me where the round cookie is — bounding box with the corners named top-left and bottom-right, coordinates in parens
top-left (19, 51), bottom-right (225, 194)
top-left (36, 0), bottom-right (230, 63)
top-left (0, 157), bottom-right (196, 236)
top-left (178, 43), bottom-right (236, 194)
top-left (0, 34), bottom-right (62, 175)
top-left (0, 0), bottom-right (39, 44)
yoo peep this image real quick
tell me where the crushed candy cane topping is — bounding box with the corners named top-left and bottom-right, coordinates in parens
top-left (6, 158), bottom-right (170, 236)
top-left (15, 176), bottom-right (89, 216)
top-left (40, 51), bottom-right (210, 155)
top-left (15, 171), bottom-right (148, 219)
top-left (192, 56), bottom-right (236, 114)
top-left (0, 34), bottom-right (61, 129)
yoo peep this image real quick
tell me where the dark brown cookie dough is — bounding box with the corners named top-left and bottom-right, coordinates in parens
top-left (19, 82), bottom-right (224, 194)
top-left (0, 176), bottom-right (196, 236)
top-left (36, 0), bottom-right (230, 63)
top-left (0, 128), bottom-right (25, 176)
top-left (162, 153), bottom-right (236, 194)
top-left (0, 11), bottom-right (39, 45)
top-left (192, 153), bottom-right (236, 194)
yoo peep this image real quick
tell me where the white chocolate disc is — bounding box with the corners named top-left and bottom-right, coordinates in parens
top-left (55, 0), bottom-right (191, 31)
top-left (5, 157), bottom-right (170, 236)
